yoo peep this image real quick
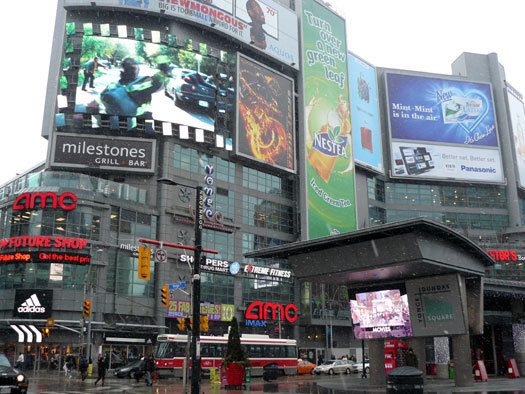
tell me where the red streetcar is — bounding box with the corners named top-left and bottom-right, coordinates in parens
top-left (155, 333), bottom-right (298, 377)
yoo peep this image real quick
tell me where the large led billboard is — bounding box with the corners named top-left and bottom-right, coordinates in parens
top-left (386, 73), bottom-right (504, 183)
top-left (506, 85), bottom-right (525, 189)
top-left (301, 0), bottom-right (356, 239)
top-left (74, 35), bottom-right (221, 131)
top-left (236, 54), bottom-right (295, 172)
top-left (63, 0), bottom-right (299, 68)
top-left (348, 53), bottom-right (383, 173)
top-left (350, 289), bottom-right (412, 339)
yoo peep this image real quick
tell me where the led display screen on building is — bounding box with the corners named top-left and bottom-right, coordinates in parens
top-left (236, 54), bottom-right (295, 172)
top-left (63, 0), bottom-right (299, 68)
top-left (348, 53), bottom-right (383, 173)
top-left (506, 85), bottom-right (525, 189)
top-left (350, 289), bottom-right (412, 339)
top-left (301, 0), bottom-right (356, 239)
top-left (74, 35), bottom-right (221, 132)
top-left (386, 73), bottom-right (504, 183)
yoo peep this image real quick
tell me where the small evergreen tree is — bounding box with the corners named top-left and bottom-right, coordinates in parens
top-left (223, 317), bottom-right (250, 367)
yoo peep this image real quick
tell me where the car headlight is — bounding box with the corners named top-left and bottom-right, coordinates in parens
top-left (17, 374), bottom-right (25, 383)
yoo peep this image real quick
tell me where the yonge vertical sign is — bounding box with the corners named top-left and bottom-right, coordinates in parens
top-left (301, 0), bottom-right (356, 239)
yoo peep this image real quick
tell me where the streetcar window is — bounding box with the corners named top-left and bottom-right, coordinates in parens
top-left (286, 345), bottom-right (297, 358)
top-left (156, 342), bottom-right (185, 358)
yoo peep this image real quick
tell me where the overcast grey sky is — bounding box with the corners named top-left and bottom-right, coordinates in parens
top-left (0, 0), bottom-right (523, 185)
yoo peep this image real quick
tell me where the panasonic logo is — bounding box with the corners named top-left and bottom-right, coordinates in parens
top-left (18, 294), bottom-right (46, 314)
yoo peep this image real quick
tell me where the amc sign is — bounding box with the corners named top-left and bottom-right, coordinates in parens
top-left (245, 301), bottom-right (298, 325)
top-left (13, 192), bottom-right (77, 211)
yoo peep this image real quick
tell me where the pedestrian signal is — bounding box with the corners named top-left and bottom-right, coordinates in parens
top-left (83, 300), bottom-right (91, 318)
top-left (161, 285), bottom-right (169, 307)
top-left (138, 245), bottom-right (151, 280)
top-left (200, 315), bottom-right (209, 332)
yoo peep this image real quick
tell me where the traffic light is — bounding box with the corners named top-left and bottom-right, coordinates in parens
top-left (200, 315), bottom-right (209, 332)
top-left (161, 285), bottom-right (169, 307)
top-left (83, 299), bottom-right (91, 318)
top-left (176, 318), bottom-right (185, 331)
top-left (185, 317), bottom-right (193, 330)
top-left (41, 328), bottom-right (50, 338)
top-left (138, 245), bottom-right (151, 280)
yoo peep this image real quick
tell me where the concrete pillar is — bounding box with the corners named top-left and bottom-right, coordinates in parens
top-left (451, 334), bottom-right (473, 387)
top-left (433, 336), bottom-right (451, 378)
top-left (406, 337), bottom-right (426, 377)
top-left (368, 339), bottom-right (385, 387)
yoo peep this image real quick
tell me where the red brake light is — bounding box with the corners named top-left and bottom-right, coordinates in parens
top-left (183, 76), bottom-right (193, 83)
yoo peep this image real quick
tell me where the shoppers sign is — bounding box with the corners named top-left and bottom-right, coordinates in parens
top-left (386, 73), bottom-right (503, 183)
top-left (51, 133), bottom-right (156, 174)
top-left (301, 0), bottom-right (356, 239)
top-left (63, 0), bottom-right (299, 68)
top-left (13, 289), bottom-right (53, 319)
top-left (405, 274), bottom-right (466, 337)
top-left (166, 300), bottom-right (234, 321)
top-left (13, 192), bottom-right (77, 211)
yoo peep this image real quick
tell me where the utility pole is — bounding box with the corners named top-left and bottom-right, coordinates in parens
top-left (87, 286), bottom-right (93, 361)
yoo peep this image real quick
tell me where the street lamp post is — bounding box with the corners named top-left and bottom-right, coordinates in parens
top-left (158, 178), bottom-right (203, 394)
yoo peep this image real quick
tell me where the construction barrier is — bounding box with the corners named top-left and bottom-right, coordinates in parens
top-left (507, 358), bottom-right (520, 378)
top-left (474, 360), bottom-right (488, 382)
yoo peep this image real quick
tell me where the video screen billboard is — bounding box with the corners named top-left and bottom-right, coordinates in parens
top-left (506, 86), bottom-right (525, 189)
top-left (386, 73), bottom-right (504, 183)
top-left (350, 289), bottom-right (412, 339)
top-left (348, 53), bottom-right (383, 173)
top-left (63, 0), bottom-right (299, 68)
top-left (75, 36), bottom-right (223, 131)
top-left (301, 0), bottom-right (356, 239)
top-left (236, 54), bottom-right (295, 172)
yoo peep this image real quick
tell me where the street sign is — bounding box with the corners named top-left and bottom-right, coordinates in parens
top-left (155, 248), bottom-right (168, 263)
top-left (169, 282), bottom-right (186, 290)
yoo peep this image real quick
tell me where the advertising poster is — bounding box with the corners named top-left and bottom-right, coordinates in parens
top-left (386, 73), bottom-right (504, 183)
top-left (75, 36), bottom-right (221, 131)
top-left (64, 0), bottom-right (299, 68)
top-left (301, 0), bottom-right (356, 238)
top-left (350, 290), bottom-right (412, 339)
top-left (14, 289), bottom-right (53, 319)
top-left (236, 54), bottom-right (295, 172)
top-left (348, 53), bottom-right (383, 173)
top-left (405, 274), bottom-right (466, 337)
top-left (506, 86), bottom-right (525, 188)
top-left (167, 299), bottom-right (234, 321)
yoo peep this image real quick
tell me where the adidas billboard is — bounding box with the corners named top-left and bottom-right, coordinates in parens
top-left (14, 289), bottom-right (53, 318)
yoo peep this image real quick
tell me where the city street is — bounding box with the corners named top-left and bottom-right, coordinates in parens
top-left (22, 370), bottom-right (525, 393)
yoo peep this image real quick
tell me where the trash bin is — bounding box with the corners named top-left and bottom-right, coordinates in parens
top-left (449, 360), bottom-right (454, 379)
top-left (263, 363), bottom-right (280, 382)
top-left (386, 366), bottom-right (424, 394)
top-left (245, 367), bottom-right (251, 383)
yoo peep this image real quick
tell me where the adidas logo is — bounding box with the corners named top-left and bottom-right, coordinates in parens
top-left (18, 294), bottom-right (46, 313)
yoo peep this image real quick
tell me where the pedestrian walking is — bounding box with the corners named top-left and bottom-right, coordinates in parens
top-left (406, 348), bottom-right (418, 368)
top-left (143, 354), bottom-right (155, 386)
top-left (79, 354), bottom-right (89, 381)
top-left (16, 353), bottom-right (24, 370)
top-left (94, 355), bottom-right (107, 386)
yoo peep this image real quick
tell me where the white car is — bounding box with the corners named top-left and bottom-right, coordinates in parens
top-left (356, 361), bottom-right (370, 374)
top-left (313, 360), bottom-right (355, 375)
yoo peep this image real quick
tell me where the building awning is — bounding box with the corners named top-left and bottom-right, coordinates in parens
top-left (245, 218), bottom-right (493, 285)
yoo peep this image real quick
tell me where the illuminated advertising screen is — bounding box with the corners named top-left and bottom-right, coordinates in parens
top-left (301, 0), bottom-right (356, 239)
top-left (167, 300), bottom-right (234, 321)
top-left (348, 53), bottom-right (383, 173)
top-left (63, 0), bottom-right (299, 68)
top-left (74, 35), bottom-right (222, 131)
top-left (386, 73), bottom-right (504, 183)
top-left (506, 85), bottom-right (525, 189)
top-left (350, 289), bottom-right (412, 339)
top-left (236, 54), bottom-right (295, 172)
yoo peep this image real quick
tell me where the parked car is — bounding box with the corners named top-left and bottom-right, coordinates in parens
top-left (166, 68), bottom-right (217, 110)
top-left (313, 360), bottom-right (354, 375)
top-left (297, 359), bottom-right (316, 375)
top-left (113, 360), bottom-right (145, 378)
top-left (356, 360), bottom-right (370, 374)
top-left (0, 353), bottom-right (29, 393)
